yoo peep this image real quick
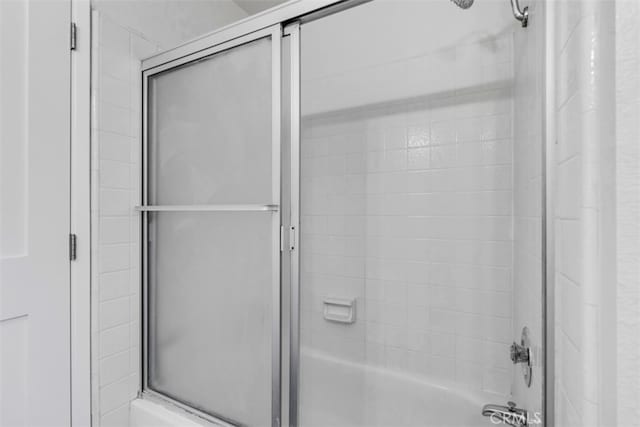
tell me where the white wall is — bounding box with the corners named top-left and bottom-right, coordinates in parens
top-left (92, 0), bottom-right (247, 50)
top-left (90, 2), bottom-right (248, 426)
top-left (299, 1), bottom-right (518, 416)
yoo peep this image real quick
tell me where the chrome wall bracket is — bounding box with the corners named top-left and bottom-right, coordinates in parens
top-left (511, 327), bottom-right (532, 387)
top-left (510, 0), bottom-right (529, 27)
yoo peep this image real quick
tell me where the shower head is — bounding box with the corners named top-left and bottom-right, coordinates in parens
top-left (449, 0), bottom-right (474, 10)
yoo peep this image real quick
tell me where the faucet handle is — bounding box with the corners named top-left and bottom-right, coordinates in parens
top-left (510, 341), bottom-right (530, 365)
top-left (507, 401), bottom-right (517, 411)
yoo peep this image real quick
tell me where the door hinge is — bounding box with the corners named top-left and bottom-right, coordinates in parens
top-left (69, 234), bottom-right (77, 261)
top-left (70, 22), bottom-right (77, 51)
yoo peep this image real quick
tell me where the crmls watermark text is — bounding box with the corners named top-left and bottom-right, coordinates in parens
top-left (490, 412), bottom-right (543, 425)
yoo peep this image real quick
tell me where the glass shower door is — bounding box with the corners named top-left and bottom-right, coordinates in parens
top-left (142, 27), bottom-right (281, 426)
top-left (293, 1), bottom-right (544, 426)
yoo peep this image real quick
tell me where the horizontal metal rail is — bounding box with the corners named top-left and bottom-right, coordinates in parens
top-left (135, 204), bottom-right (279, 212)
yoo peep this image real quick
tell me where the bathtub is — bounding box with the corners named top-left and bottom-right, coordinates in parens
top-left (299, 348), bottom-right (490, 427)
top-left (131, 348), bottom-right (490, 427)
top-left (130, 398), bottom-right (211, 427)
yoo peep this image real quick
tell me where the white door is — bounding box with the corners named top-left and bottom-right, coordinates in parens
top-left (0, 1), bottom-right (72, 426)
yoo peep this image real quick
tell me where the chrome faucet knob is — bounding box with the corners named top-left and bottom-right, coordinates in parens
top-left (507, 401), bottom-right (517, 411)
top-left (510, 341), bottom-right (530, 365)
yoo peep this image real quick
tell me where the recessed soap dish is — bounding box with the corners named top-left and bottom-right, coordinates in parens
top-left (323, 297), bottom-right (356, 324)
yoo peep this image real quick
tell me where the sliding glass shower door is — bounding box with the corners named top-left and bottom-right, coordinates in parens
top-left (142, 27), bottom-right (281, 426)
top-left (138, 2), bottom-right (546, 426)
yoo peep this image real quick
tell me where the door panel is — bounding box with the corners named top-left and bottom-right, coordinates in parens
top-left (148, 211), bottom-right (274, 424)
top-left (147, 37), bottom-right (273, 206)
top-left (144, 28), bottom-right (281, 427)
top-left (0, 1), bottom-right (71, 426)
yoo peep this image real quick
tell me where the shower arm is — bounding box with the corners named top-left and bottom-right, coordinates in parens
top-left (510, 0), bottom-right (529, 27)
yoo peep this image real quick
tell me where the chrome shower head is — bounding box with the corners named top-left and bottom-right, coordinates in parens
top-left (450, 0), bottom-right (474, 9)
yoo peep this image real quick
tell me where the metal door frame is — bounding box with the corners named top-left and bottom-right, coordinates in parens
top-left (140, 24), bottom-right (282, 427)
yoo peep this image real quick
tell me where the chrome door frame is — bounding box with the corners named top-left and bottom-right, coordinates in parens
top-left (141, 24), bottom-right (282, 427)
top-left (542, 1), bottom-right (555, 426)
top-left (283, 22), bottom-right (300, 427)
top-left (140, 0), bottom-right (371, 72)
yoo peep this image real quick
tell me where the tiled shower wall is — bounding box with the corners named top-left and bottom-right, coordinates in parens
top-left (90, 13), bottom-right (160, 426)
top-left (300, 26), bottom-right (516, 398)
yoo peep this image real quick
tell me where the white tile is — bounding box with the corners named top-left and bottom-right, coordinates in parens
top-left (382, 303), bottom-right (408, 327)
top-left (429, 145), bottom-right (457, 169)
top-left (100, 350), bottom-right (131, 386)
top-left (457, 142), bottom-right (484, 167)
top-left (482, 139), bottom-right (512, 165)
top-left (99, 376), bottom-right (130, 415)
top-left (100, 47), bottom-right (130, 83)
top-left (383, 126), bottom-right (407, 151)
top-left (556, 156), bottom-right (581, 219)
top-left (430, 120), bottom-right (456, 145)
top-left (430, 332), bottom-right (455, 357)
top-left (427, 356), bottom-right (455, 381)
top-left (100, 403), bottom-right (129, 427)
top-left (366, 322), bottom-right (385, 344)
top-left (408, 330), bottom-right (430, 352)
top-left (100, 324), bottom-right (130, 357)
top-left (385, 347), bottom-right (408, 371)
top-left (99, 270), bottom-right (130, 302)
top-left (558, 274), bottom-right (581, 349)
top-left (407, 305), bottom-right (429, 330)
top-left (131, 34), bottom-right (159, 60)
top-left (99, 131), bottom-right (131, 163)
top-left (100, 297), bottom-right (130, 330)
top-left (406, 125), bottom-right (429, 148)
top-left (482, 367), bottom-right (510, 396)
top-left (366, 343), bottom-right (386, 366)
top-left (100, 217), bottom-right (130, 244)
top-left (429, 309), bottom-right (457, 334)
top-left (455, 361), bottom-right (483, 390)
top-left (100, 75), bottom-right (130, 109)
top-left (99, 17), bottom-right (130, 54)
top-left (99, 102), bottom-right (130, 136)
top-left (100, 189), bottom-right (130, 216)
top-left (99, 244), bottom-right (130, 273)
top-left (385, 325), bottom-right (408, 348)
top-left (407, 147), bottom-right (430, 170)
top-left (365, 279), bottom-right (385, 300)
top-left (407, 350), bottom-right (429, 376)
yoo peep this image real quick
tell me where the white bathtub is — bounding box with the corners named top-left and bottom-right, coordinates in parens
top-left (299, 348), bottom-right (490, 427)
top-left (131, 348), bottom-right (491, 427)
top-left (130, 398), bottom-right (211, 427)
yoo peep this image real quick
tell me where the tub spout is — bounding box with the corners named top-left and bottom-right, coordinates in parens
top-left (482, 401), bottom-right (528, 427)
